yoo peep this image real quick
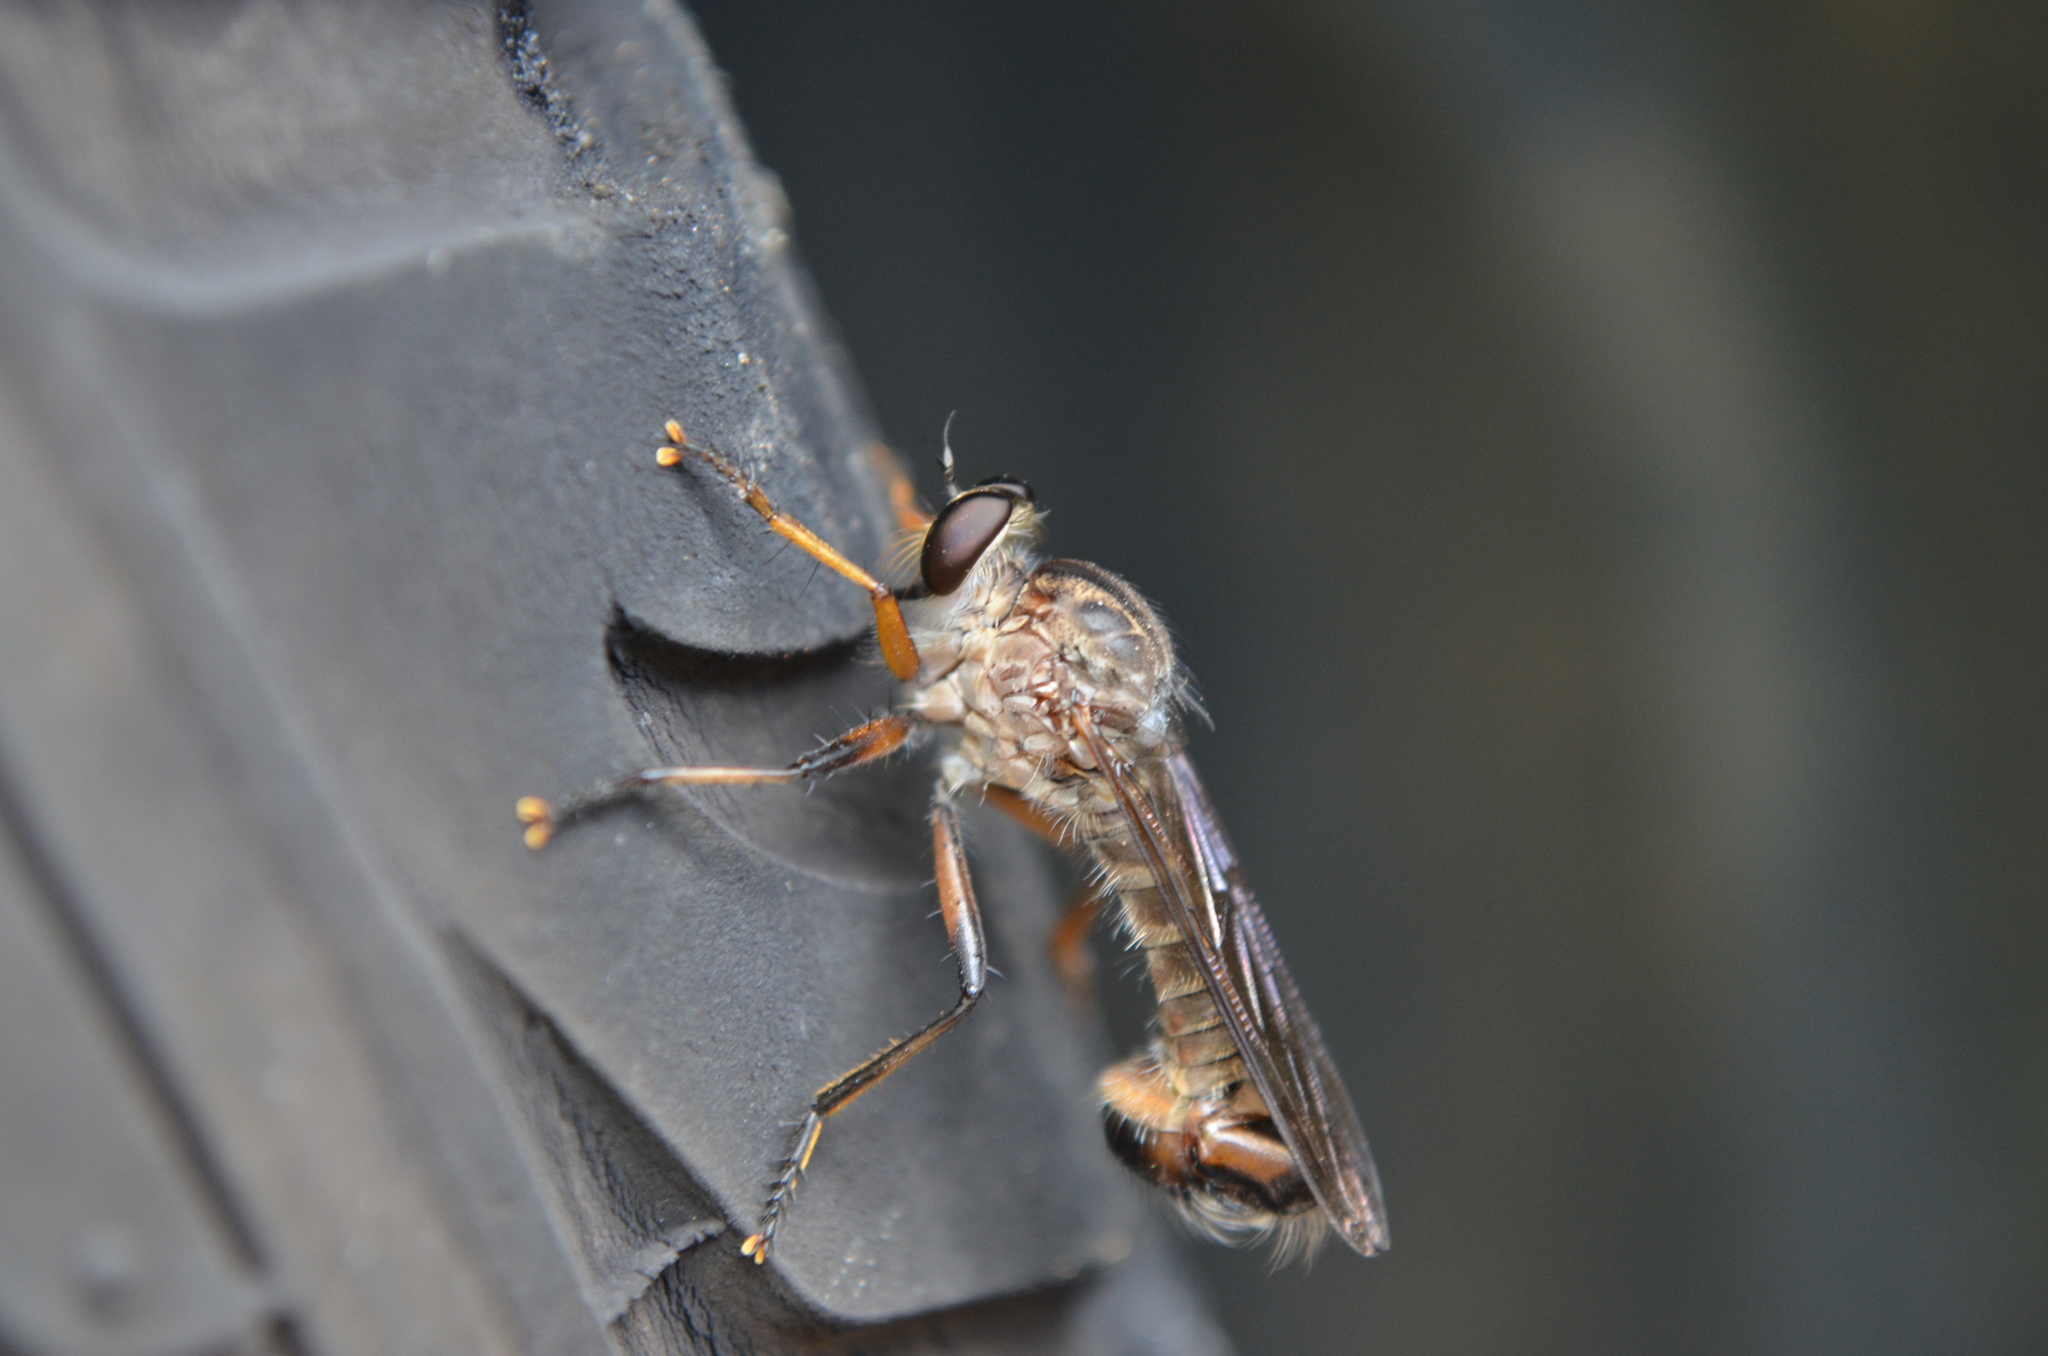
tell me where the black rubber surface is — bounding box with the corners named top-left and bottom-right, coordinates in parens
top-left (0, 3), bottom-right (1227, 1352)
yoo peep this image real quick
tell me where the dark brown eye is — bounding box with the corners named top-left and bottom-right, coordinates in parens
top-left (971, 474), bottom-right (1035, 502)
top-left (920, 490), bottom-right (1016, 596)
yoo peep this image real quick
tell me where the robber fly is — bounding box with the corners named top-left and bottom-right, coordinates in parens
top-left (517, 421), bottom-right (1389, 1264)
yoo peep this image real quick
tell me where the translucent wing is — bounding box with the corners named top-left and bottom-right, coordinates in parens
top-left (1161, 751), bottom-right (1389, 1254)
top-left (1072, 711), bottom-right (1389, 1255)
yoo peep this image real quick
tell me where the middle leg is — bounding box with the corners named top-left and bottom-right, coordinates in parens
top-left (981, 784), bottom-right (1101, 994)
top-left (517, 714), bottom-right (916, 848)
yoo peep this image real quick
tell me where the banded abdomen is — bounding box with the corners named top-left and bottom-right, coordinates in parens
top-left (1086, 820), bottom-right (1320, 1236)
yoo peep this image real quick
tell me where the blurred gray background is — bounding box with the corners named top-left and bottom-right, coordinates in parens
top-left (687, 2), bottom-right (2048, 1353)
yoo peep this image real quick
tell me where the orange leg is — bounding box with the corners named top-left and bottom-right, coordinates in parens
top-left (978, 790), bottom-right (1105, 995)
top-left (1049, 882), bottom-right (1106, 993)
top-left (978, 786), bottom-right (1099, 991)
top-left (516, 715), bottom-right (915, 848)
top-left (658, 422), bottom-right (922, 681)
top-left (740, 801), bottom-right (987, 1263)
top-left (980, 783), bottom-right (1069, 846)
top-left (518, 719), bottom-right (974, 1265)
top-left (864, 441), bottom-right (932, 532)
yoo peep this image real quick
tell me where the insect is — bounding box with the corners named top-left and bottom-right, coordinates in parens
top-left (517, 421), bottom-right (1389, 1264)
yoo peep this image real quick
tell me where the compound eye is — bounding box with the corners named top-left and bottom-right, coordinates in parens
top-left (972, 474), bottom-right (1035, 503)
top-left (920, 490), bottom-right (1016, 596)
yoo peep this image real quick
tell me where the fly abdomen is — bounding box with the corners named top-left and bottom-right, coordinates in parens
top-left (1147, 960), bottom-right (1239, 1098)
top-left (1099, 1051), bottom-right (1319, 1239)
top-left (1139, 923), bottom-right (1207, 1001)
top-left (1158, 990), bottom-right (1222, 1036)
top-left (1096, 853), bottom-right (1246, 1096)
top-left (1130, 917), bottom-right (1241, 1096)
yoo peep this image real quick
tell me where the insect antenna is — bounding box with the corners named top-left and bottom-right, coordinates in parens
top-left (939, 411), bottom-right (961, 498)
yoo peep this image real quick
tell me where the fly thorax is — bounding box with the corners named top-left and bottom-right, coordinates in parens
top-left (937, 617), bottom-right (1064, 789)
top-left (906, 555), bottom-right (1034, 729)
top-left (1019, 559), bottom-right (1179, 751)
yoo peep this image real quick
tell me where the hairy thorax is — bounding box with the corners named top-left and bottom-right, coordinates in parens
top-left (913, 552), bottom-right (1178, 832)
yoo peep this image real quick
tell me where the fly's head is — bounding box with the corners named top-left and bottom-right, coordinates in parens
top-left (915, 474), bottom-right (1041, 602)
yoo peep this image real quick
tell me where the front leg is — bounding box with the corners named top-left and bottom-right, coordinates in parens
top-left (741, 799), bottom-right (988, 1263)
top-left (658, 422), bottom-right (923, 680)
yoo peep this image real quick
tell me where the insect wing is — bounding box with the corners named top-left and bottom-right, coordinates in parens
top-left (1070, 711), bottom-right (1388, 1255)
top-left (1161, 753), bottom-right (1390, 1256)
